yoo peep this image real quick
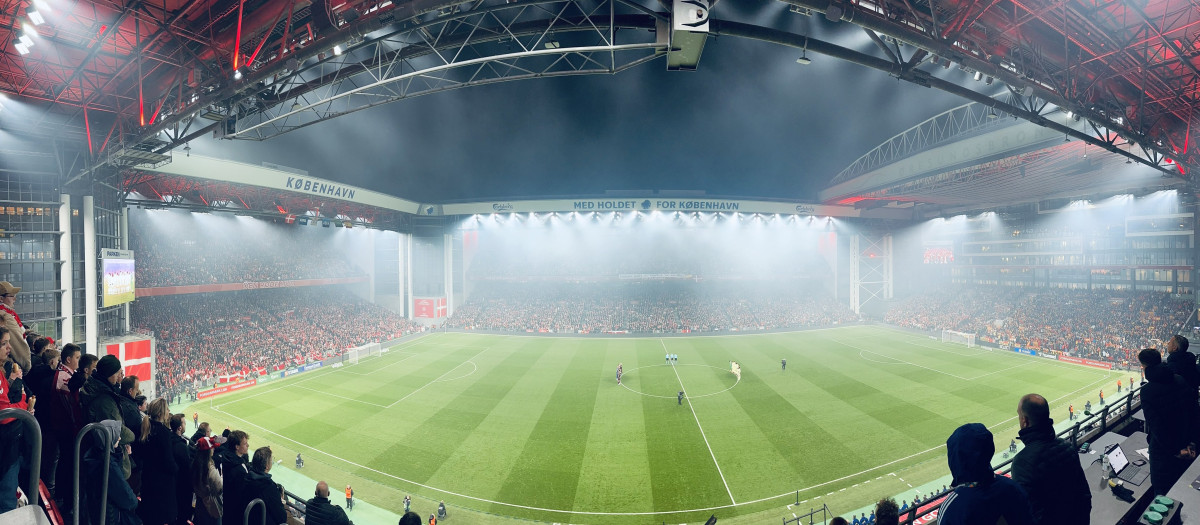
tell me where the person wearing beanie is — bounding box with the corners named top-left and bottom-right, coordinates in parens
top-left (80, 354), bottom-right (135, 480)
top-left (936, 423), bottom-right (1035, 525)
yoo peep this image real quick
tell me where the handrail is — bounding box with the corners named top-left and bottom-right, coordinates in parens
top-left (0, 408), bottom-right (41, 507)
top-left (73, 421), bottom-right (113, 525)
top-left (894, 385), bottom-right (1143, 525)
top-left (244, 498), bottom-right (265, 525)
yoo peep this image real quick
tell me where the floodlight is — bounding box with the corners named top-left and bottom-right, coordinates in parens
top-left (973, 71), bottom-right (983, 81)
top-left (544, 40), bottom-right (560, 49)
top-left (233, 68), bottom-right (243, 80)
top-left (27, 6), bottom-right (44, 25)
top-left (13, 39), bottom-right (30, 55)
top-left (333, 45), bottom-right (343, 56)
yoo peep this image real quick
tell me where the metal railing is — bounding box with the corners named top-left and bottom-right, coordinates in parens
top-left (244, 498), bottom-right (265, 525)
top-left (0, 408), bottom-right (41, 508)
top-left (894, 385), bottom-right (1143, 525)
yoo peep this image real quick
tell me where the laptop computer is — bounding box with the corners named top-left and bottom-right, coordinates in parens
top-left (1105, 443), bottom-right (1149, 486)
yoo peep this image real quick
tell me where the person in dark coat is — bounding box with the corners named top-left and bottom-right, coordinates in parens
top-left (1138, 348), bottom-right (1198, 494)
top-left (138, 399), bottom-right (179, 525)
top-left (1166, 335), bottom-right (1200, 390)
top-left (240, 447), bottom-right (288, 525)
top-left (936, 423), bottom-right (1035, 525)
top-left (217, 430), bottom-right (252, 525)
top-left (1011, 393), bottom-right (1091, 525)
top-left (80, 420), bottom-right (140, 525)
top-left (79, 355), bottom-right (135, 480)
top-left (304, 481), bottom-right (351, 525)
top-left (169, 414), bottom-right (195, 525)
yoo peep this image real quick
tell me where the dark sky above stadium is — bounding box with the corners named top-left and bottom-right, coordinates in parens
top-left (191, 8), bottom-right (977, 203)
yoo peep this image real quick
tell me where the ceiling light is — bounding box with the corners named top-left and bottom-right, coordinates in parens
top-left (13, 39), bottom-right (30, 55)
top-left (544, 40), bottom-right (560, 49)
top-left (987, 108), bottom-right (997, 119)
top-left (18, 32), bottom-right (33, 49)
top-left (26, 6), bottom-right (44, 25)
top-left (292, 101), bottom-right (301, 111)
top-left (973, 71), bottom-right (983, 81)
top-left (333, 45), bottom-right (343, 56)
top-left (796, 54), bottom-right (811, 65)
top-left (182, 144), bottom-right (191, 157)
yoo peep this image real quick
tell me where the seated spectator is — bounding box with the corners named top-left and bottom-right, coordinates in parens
top-left (1011, 394), bottom-right (1090, 525)
top-left (305, 480), bottom-right (351, 525)
top-left (936, 423), bottom-right (1034, 525)
top-left (398, 511), bottom-right (423, 525)
top-left (874, 498), bottom-right (899, 525)
top-left (241, 447), bottom-right (288, 525)
top-left (829, 518), bottom-right (848, 525)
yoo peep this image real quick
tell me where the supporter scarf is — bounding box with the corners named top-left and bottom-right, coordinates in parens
top-left (0, 303), bottom-right (21, 328)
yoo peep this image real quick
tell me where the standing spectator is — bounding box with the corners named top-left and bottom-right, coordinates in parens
top-left (48, 343), bottom-right (84, 507)
top-left (80, 420), bottom-right (139, 525)
top-left (139, 399), bottom-right (179, 525)
top-left (1166, 335), bottom-right (1200, 390)
top-left (1011, 394), bottom-right (1090, 525)
top-left (241, 447), bottom-right (288, 525)
top-left (169, 414), bottom-right (194, 525)
top-left (80, 354), bottom-right (135, 480)
top-left (0, 282), bottom-right (30, 372)
top-left (0, 326), bottom-right (30, 513)
top-left (305, 481), bottom-right (351, 525)
top-left (119, 376), bottom-right (149, 493)
top-left (936, 423), bottom-right (1034, 525)
top-left (27, 346), bottom-right (58, 493)
top-left (217, 430), bottom-right (251, 525)
top-left (1138, 348), bottom-right (1197, 494)
top-left (191, 436), bottom-right (225, 525)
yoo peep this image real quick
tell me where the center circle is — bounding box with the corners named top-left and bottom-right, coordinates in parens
top-left (619, 363), bottom-right (740, 398)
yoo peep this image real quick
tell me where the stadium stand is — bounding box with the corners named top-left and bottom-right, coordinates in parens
top-left (445, 281), bottom-right (857, 333)
top-left (132, 288), bottom-right (422, 402)
top-left (884, 287), bottom-right (1193, 366)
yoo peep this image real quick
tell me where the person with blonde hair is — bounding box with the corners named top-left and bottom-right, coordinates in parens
top-left (139, 398), bottom-right (183, 524)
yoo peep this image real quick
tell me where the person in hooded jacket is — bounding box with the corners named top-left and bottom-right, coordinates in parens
top-left (936, 423), bottom-right (1034, 525)
top-left (80, 420), bottom-right (140, 525)
top-left (79, 355), bottom-right (135, 480)
top-left (1011, 394), bottom-right (1090, 525)
top-left (138, 399), bottom-right (179, 525)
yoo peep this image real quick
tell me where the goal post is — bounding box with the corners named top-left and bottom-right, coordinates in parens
top-left (940, 329), bottom-right (977, 348)
top-left (346, 342), bottom-right (383, 365)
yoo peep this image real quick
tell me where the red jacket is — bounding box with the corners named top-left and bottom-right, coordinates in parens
top-left (0, 371), bottom-right (28, 424)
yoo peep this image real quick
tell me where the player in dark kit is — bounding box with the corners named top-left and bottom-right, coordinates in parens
top-left (616, 363), bottom-right (623, 384)
top-left (781, 359), bottom-right (786, 371)
top-left (678, 391), bottom-right (684, 405)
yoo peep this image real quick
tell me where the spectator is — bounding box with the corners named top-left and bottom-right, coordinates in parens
top-left (1138, 348), bottom-right (1197, 494)
top-left (192, 436), bottom-right (226, 525)
top-left (139, 399), bottom-right (180, 525)
top-left (80, 420), bottom-right (139, 525)
top-left (874, 498), bottom-right (899, 525)
top-left (1166, 335), bottom-right (1200, 390)
top-left (80, 354), bottom-right (135, 480)
top-left (191, 421), bottom-right (212, 446)
top-left (0, 281), bottom-right (30, 372)
top-left (0, 325), bottom-right (30, 514)
top-left (119, 375), bottom-right (148, 493)
top-left (47, 343), bottom-right (84, 505)
top-left (398, 511), bottom-right (423, 525)
top-left (217, 430), bottom-right (251, 525)
top-left (305, 480), bottom-right (351, 525)
top-left (241, 447), bottom-right (288, 525)
top-left (829, 518), bottom-right (849, 525)
top-left (169, 414), bottom-right (194, 525)
top-left (936, 423), bottom-right (1034, 525)
top-left (1011, 394), bottom-right (1090, 525)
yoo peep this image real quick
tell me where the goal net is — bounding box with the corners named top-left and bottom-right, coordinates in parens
top-left (940, 330), bottom-right (977, 348)
top-left (346, 342), bottom-right (382, 365)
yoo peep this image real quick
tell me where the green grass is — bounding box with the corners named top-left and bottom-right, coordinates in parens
top-left (190, 326), bottom-right (1123, 524)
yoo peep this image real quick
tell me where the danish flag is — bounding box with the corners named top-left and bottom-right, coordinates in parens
top-left (105, 339), bottom-right (153, 385)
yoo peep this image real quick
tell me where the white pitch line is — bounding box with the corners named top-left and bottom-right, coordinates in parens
top-left (966, 360), bottom-right (1034, 380)
top-left (838, 338), bottom-right (975, 381)
top-left (292, 384), bottom-right (387, 408)
top-left (661, 339), bottom-right (736, 505)
top-left (385, 346), bottom-right (491, 408)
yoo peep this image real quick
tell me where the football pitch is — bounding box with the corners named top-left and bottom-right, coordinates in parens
top-left (195, 325), bottom-right (1123, 524)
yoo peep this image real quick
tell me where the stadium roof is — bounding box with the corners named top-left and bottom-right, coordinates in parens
top-left (3, 1), bottom-right (1199, 205)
